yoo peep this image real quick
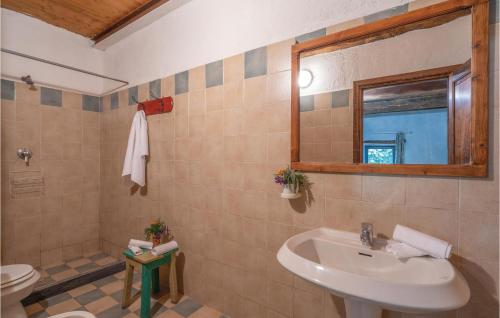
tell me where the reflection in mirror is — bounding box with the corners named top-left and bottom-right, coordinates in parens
top-left (362, 78), bottom-right (449, 165)
top-left (298, 12), bottom-right (471, 165)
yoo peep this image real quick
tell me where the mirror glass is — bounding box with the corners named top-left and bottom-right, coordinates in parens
top-left (299, 13), bottom-right (472, 165)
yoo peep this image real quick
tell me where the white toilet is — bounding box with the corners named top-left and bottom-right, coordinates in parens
top-left (1, 264), bottom-right (41, 318)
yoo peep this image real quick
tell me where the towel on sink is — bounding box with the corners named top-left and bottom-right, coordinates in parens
top-left (122, 110), bottom-right (149, 187)
top-left (392, 224), bottom-right (452, 259)
top-left (385, 242), bottom-right (426, 259)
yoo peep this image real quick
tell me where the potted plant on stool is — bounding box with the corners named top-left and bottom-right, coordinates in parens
top-left (144, 219), bottom-right (171, 247)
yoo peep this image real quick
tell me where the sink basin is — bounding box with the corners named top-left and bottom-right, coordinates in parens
top-left (277, 227), bottom-right (470, 318)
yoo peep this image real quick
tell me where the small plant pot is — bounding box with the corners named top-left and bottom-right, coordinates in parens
top-left (281, 184), bottom-right (301, 199)
top-left (152, 236), bottom-right (162, 247)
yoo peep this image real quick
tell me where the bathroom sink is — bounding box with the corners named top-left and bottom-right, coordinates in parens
top-left (277, 227), bottom-right (470, 318)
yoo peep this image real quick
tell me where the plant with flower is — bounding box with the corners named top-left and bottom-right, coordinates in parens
top-left (274, 166), bottom-right (307, 192)
top-left (144, 218), bottom-right (169, 241)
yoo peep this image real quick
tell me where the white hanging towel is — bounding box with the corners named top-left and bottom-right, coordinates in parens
top-left (122, 110), bottom-right (149, 187)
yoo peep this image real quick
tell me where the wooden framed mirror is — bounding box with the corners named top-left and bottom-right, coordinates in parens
top-left (291, 0), bottom-right (489, 176)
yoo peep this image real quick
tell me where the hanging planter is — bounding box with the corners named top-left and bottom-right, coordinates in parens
top-left (274, 167), bottom-right (307, 200)
top-left (281, 183), bottom-right (301, 199)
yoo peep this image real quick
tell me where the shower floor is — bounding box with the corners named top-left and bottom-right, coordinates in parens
top-left (35, 251), bottom-right (120, 291)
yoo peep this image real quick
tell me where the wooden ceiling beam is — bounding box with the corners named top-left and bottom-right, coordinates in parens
top-left (92, 0), bottom-right (170, 44)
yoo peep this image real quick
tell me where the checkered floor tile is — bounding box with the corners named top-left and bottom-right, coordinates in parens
top-left (25, 271), bottom-right (227, 318)
top-left (35, 251), bottom-right (120, 290)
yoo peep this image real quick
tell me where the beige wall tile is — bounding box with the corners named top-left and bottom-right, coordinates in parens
top-left (223, 81), bottom-right (243, 109)
top-left (267, 132), bottom-right (290, 163)
top-left (206, 86), bottom-right (223, 111)
top-left (459, 211), bottom-right (499, 262)
top-left (406, 177), bottom-right (459, 210)
top-left (362, 175), bottom-right (406, 205)
top-left (243, 76), bottom-right (267, 108)
top-left (459, 178), bottom-right (499, 213)
top-left (404, 207), bottom-right (458, 247)
top-left (41, 248), bottom-right (62, 267)
top-left (189, 89), bottom-right (206, 116)
top-left (267, 280), bottom-right (293, 317)
top-left (292, 289), bottom-right (324, 318)
top-left (189, 65), bottom-right (206, 91)
top-left (266, 71), bottom-right (291, 104)
top-left (224, 54), bottom-right (244, 83)
top-left (161, 75), bottom-right (175, 96)
top-left (325, 174), bottom-right (362, 200)
top-left (267, 39), bottom-right (294, 74)
top-left (175, 115), bottom-right (189, 138)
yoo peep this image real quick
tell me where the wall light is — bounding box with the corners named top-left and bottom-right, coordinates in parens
top-left (298, 69), bottom-right (313, 88)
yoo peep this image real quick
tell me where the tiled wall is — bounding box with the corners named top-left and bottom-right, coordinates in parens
top-left (1, 82), bottom-right (101, 267)
top-left (98, 1), bottom-right (499, 315)
top-left (300, 90), bottom-right (353, 162)
top-left (0, 0), bottom-right (495, 316)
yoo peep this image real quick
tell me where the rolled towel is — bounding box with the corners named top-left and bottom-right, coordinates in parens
top-left (386, 242), bottom-right (426, 259)
top-left (128, 245), bottom-right (144, 256)
top-left (151, 241), bottom-right (178, 256)
top-left (393, 224), bottom-right (452, 259)
top-left (129, 239), bottom-right (153, 250)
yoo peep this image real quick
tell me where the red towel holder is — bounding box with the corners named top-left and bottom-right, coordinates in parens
top-left (133, 95), bottom-right (174, 116)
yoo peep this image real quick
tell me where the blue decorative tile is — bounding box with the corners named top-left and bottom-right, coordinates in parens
top-left (88, 253), bottom-right (107, 261)
top-left (363, 4), bottom-right (409, 24)
top-left (92, 275), bottom-right (117, 287)
top-left (295, 28), bottom-right (326, 43)
top-left (40, 292), bottom-right (71, 307)
top-left (110, 92), bottom-right (119, 109)
top-left (331, 89), bottom-right (350, 107)
top-left (300, 95), bottom-right (314, 112)
top-left (172, 298), bottom-right (202, 317)
top-left (149, 79), bottom-right (161, 99)
top-left (491, 0), bottom-right (499, 24)
top-left (1, 79), bottom-right (15, 100)
top-left (206, 60), bottom-right (223, 88)
top-left (245, 47), bottom-right (267, 79)
top-left (111, 288), bottom-right (138, 303)
top-left (128, 86), bottom-right (138, 105)
top-left (82, 95), bottom-right (101, 112)
top-left (40, 87), bottom-right (62, 107)
top-left (75, 289), bottom-right (105, 305)
top-left (45, 264), bottom-right (70, 275)
top-left (75, 262), bottom-right (99, 273)
top-left (175, 71), bottom-right (189, 95)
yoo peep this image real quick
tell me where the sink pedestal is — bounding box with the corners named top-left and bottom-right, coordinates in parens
top-left (344, 298), bottom-right (382, 318)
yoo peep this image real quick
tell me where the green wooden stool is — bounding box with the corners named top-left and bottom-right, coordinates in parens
top-left (122, 248), bottom-right (180, 318)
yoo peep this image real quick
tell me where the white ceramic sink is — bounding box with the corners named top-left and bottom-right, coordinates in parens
top-left (277, 227), bottom-right (470, 318)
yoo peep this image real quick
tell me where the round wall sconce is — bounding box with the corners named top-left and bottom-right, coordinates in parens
top-left (298, 69), bottom-right (313, 88)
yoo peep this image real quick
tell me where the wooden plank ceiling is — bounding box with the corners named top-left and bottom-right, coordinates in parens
top-left (1, 0), bottom-right (168, 42)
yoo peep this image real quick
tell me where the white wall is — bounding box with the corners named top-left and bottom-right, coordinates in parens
top-left (1, 8), bottom-right (109, 95)
top-left (103, 0), bottom-right (410, 88)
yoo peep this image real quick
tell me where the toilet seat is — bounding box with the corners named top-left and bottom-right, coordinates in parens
top-left (1, 264), bottom-right (35, 288)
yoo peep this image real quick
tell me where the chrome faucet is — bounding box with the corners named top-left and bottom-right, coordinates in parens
top-left (360, 222), bottom-right (374, 247)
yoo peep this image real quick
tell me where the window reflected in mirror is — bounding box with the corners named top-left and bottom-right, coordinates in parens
top-left (361, 77), bottom-right (450, 165)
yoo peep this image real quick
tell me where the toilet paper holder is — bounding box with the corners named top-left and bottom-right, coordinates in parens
top-left (17, 148), bottom-right (32, 163)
